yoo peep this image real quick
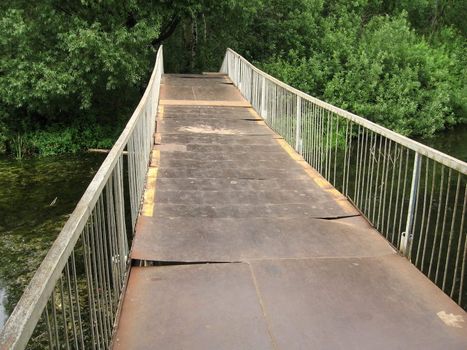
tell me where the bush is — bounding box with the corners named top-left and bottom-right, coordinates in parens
top-left (23, 120), bottom-right (123, 157)
top-left (259, 12), bottom-right (466, 137)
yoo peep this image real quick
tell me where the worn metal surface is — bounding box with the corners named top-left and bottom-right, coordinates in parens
top-left (160, 74), bottom-right (244, 102)
top-left (113, 74), bottom-right (467, 349)
top-left (250, 255), bottom-right (467, 349)
top-left (156, 115), bottom-right (273, 135)
top-left (133, 216), bottom-right (393, 262)
top-left (115, 258), bottom-right (467, 349)
top-left (160, 100), bottom-right (251, 107)
top-left (132, 91), bottom-right (364, 259)
top-left (113, 264), bottom-right (274, 350)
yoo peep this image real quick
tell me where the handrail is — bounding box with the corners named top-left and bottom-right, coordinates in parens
top-left (222, 48), bottom-right (467, 308)
top-left (0, 46), bottom-right (164, 349)
top-left (223, 48), bottom-right (467, 174)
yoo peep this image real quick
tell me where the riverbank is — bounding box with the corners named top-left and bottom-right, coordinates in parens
top-left (0, 119), bottom-right (125, 159)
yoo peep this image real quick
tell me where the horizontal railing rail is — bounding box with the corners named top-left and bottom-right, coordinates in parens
top-left (0, 47), bottom-right (163, 350)
top-left (221, 48), bottom-right (467, 308)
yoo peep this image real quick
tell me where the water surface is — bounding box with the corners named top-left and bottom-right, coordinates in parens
top-left (0, 153), bottom-right (104, 329)
top-left (418, 124), bottom-right (467, 161)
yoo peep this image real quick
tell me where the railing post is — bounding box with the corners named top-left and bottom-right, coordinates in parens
top-left (295, 96), bottom-right (302, 153)
top-left (260, 76), bottom-right (267, 120)
top-left (400, 152), bottom-right (421, 257)
top-left (233, 55), bottom-right (238, 85)
top-left (160, 46), bottom-right (164, 75)
top-left (238, 60), bottom-right (242, 91)
top-left (224, 51), bottom-right (229, 76)
top-left (226, 51), bottom-right (229, 75)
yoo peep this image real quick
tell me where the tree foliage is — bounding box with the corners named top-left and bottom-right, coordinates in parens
top-left (0, 0), bottom-right (162, 155)
top-left (0, 0), bottom-right (465, 156)
top-left (252, 0), bottom-right (466, 137)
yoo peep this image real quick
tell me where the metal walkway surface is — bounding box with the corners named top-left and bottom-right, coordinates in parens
top-left (112, 74), bottom-right (467, 349)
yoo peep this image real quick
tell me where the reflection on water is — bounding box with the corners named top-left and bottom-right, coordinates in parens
top-left (0, 153), bottom-right (104, 330)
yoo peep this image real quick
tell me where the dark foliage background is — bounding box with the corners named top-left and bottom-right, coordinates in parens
top-left (1, 0), bottom-right (465, 156)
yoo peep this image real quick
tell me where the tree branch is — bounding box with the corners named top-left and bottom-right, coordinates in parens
top-left (151, 15), bottom-right (181, 48)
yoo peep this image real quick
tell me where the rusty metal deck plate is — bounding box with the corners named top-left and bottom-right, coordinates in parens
top-left (160, 74), bottom-right (243, 102)
top-left (156, 116), bottom-right (272, 135)
top-left (113, 264), bottom-right (273, 350)
top-left (114, 258), bottom-right (467, 350)
top-left (250, 255), bottom-right (467, 349)
top-left (161, 105), bottom-right (255, 117)
top-left (132, 75), bottom-right (370, 260)
top-left (132, 216), bottom-right (393, 262)
top-left (114, 74), bottom-right (467, 349)
top-left (158, 134), bottom-right (279, 146)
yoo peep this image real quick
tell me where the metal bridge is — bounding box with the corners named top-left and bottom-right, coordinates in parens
top-left (1, 47), bottom-right (467, 349)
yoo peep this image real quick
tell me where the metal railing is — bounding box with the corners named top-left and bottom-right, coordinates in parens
top-left (221, 48), bottom-right (467, 307)
top-left (0, 47), bottom-right (163, 350)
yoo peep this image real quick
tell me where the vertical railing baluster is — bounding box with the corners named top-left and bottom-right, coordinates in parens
top-left (397, 149), bottom-right (410, 248)
top-left (83, 225), bottom-right (99, 350)
top-left (45, 303), bottom-right (54, 349)
top-left (451, 184), bottom-right (466, 301)
top-left (435, 169), bottom-right (452, 284)
top-left (64, 262), bottom-right (78, 349)
top-left (295, 96), bottom-right (302, 153)
top-left (391, 146), bottom-right (404, 244)
top-left (443, 174), bottom-right (461, 290)
top-left (333, 115), bottom-right (339, 186)
top-left (400, 152), bottom-right (421, 257)
top-left (428, 167), bottom-right (446, 278)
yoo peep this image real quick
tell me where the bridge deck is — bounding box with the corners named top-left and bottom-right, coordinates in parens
top-left (113, 74), bottom-right (467, 349)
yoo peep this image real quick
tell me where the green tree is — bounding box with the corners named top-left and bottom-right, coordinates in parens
top-left (255, 1), bottom-right (466, 137)
top-left (325, 15), bottom-right (458, 136)
top-left (0, 0), bottom-right (162, 155)
top-left (0, 0), bottom-right (466, 155)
